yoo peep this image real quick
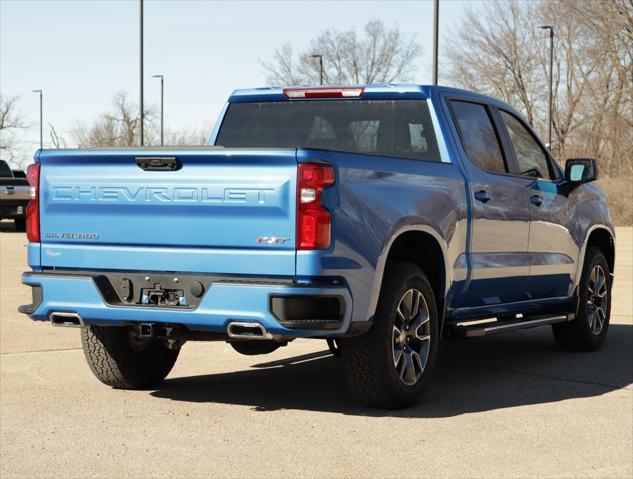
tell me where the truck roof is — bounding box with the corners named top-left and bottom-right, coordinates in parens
top-left (228, 84), bottom-right (499, 104)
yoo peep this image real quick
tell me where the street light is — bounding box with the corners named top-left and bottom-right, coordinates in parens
top-left (540, 25), bottom-right (554, 150)
top-left (32, 90), bottom-right (43, 150)
top-left (310, 54), bottom-right (324, 85)
top-left (432, 0), bottom-right (440, 85)
top-left (139, 0), bottom-right (144, 146)
top-left (152, 75), bottom-right (164, 146)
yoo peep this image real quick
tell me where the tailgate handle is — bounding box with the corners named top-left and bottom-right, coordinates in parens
top-left (135, 156), bottom-right (181, 171)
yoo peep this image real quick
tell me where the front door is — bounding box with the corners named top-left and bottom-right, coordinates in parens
top-left (447, 99), bottom-right (531, 308)
top-left (496, 109), bottom-right (577, 300)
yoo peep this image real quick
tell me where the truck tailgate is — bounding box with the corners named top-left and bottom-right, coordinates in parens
top-left (37, 148), bottom-right (297, 276)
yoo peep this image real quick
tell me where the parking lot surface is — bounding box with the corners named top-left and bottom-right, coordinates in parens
top-left (1, 223), bottom-right (631, 478)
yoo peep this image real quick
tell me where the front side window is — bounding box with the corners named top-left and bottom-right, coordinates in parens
top-left (500, 111), bottom-right (554, 179)
top-left (449, 101), bottom-right (507, 173)
top-left (216, 100), bottom-right (441, 162)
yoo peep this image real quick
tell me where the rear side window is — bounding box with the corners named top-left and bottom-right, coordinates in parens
top-left (216, 100), bottom-right (441, 162)
top-left (500, 110), bottom-right (555, 180)
top-left (449, 101), bottom-right (507, 173)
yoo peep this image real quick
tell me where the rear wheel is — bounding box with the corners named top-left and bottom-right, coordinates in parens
top-left (341, 262), bottom-right (439, 409)
top-left (81, 325), bottom-right (179, 389)
top-left (552, 247), bottom-right (611, 351)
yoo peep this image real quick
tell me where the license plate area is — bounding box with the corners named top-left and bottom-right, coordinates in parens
top-left (140, 284), bottom-right (186, 306)
top-left (92, 273), bottom-right (210, 309)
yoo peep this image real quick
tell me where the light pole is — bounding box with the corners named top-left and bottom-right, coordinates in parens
top-left (140, 0), bottom-right (144, 146)
top-left (32, 90), bottom-right (43, 150)
top-left (152, 75), bottom-right (164, 146)
top-left (540, 25), bottom-right (554, 150)
top-left (310, 54), bottom-right (324, 85)
top-left (432, 0), bottom-right (440, 85)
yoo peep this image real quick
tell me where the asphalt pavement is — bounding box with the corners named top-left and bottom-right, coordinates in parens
top-left (1, 222), bottom-right (631, 478)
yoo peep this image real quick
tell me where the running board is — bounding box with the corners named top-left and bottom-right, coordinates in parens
top-left (448, 314), bottom-right (572, 338)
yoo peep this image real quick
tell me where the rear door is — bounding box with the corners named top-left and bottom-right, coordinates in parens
top-left (38, 149), bottom-right (297, 276)
top-left (447, 99), bottom-right (531, 308)
top-left (496, 110), bottom-right (577, 299)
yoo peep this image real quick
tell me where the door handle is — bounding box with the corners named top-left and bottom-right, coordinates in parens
top-left (136, 156), bottom-right (181, 171)
top-left (530, 194), bottom-right (544, 206)
top-left (474, 190), bottom-right (491, 203)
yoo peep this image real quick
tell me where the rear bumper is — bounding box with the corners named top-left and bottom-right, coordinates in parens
top-left (20, 271), bottom-right (358, 338)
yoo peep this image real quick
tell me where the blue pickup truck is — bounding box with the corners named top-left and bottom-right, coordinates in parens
top-left (19, 85), bottom-right (615, 408)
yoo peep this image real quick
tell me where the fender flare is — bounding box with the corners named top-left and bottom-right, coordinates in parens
top-left (366, 223), bottom-right (450, 319)
top-left (573, 224), bottom-right (616, 289)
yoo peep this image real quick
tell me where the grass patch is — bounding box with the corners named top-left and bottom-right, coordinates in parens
top-left (599, 176), bottom-right (633, 226)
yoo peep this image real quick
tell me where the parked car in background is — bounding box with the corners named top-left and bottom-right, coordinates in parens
top-left (0, 160), bottom-right (29, 231)
top-left (19, 85), bottom-right (615, 408)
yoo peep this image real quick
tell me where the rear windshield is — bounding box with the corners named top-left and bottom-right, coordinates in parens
top-left (216, 100), bottom-right (440, 162)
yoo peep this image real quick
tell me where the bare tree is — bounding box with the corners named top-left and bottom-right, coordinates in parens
top-left (48, 123), bottom-right (67, 149)
top-left (445, 0), bottom-right (633, 176)
top-left (0, 95), bottom-right (27, 164)
top-left (263, 20), bottom-right (422, 85)
top-left (73, 92), bottom-right (157, 147)
top-left (164, 127), bottom-right (209, 146)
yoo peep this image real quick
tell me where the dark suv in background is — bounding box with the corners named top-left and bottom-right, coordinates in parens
top-left (0, 159), bottom-right (29, 231)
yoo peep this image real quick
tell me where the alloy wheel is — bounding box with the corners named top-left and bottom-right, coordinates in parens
top-left (586, 264), bottom-right (608, 335)
top-left (392, 289), bottom-right (431, 386)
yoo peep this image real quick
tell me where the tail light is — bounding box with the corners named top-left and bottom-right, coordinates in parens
top-left (297, 163), bottom-right (335, 250)
top-left (26, 163), bottom-right (41, 243)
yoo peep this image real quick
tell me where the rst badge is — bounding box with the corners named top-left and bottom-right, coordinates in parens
top-left (256, 237), bottom-right (289, 245)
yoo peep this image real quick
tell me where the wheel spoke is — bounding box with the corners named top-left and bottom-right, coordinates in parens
top-left (393, 344), bottom-right (403, 367)
top-left (416, 333), bottom-right (431, 343)
top-left (402, 290), bottom-right (413, 320)
top-left (403, 352), bottom-right (417, 383)
top-left (398, 352), bottom-right (409, 379)
top-left (411, 350), bottom-right (424, 373)
top-left (591, 312), bottom-right (596, 332)
top-left (411, 312), bottom-right (430, 335)
top-left (594, 273), bottom-right (606, 298)
top-left (410, 291), bottom-right (421, 320)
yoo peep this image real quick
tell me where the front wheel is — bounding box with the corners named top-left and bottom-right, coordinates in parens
top-left (81, 325), bottom-right (180, 389)
top-left (340, 262), bottom-right (439, 409)
top-left (552, 247), bottom-right (612, 351)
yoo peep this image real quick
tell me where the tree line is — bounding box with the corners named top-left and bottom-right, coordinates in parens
top-left (1, 0), bottom-right (631, 180)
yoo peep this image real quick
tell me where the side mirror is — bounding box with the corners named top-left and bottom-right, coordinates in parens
top-left (565, 158), bottom-right (598, 184)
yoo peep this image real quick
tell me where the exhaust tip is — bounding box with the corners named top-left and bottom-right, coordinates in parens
top-left (50, 312), bottom-right (84, 328)
top-left (227, 321), bottom-right (272, 340)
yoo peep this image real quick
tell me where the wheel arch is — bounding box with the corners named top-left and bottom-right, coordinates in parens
top-left (586, 227), bottom-right (615, 274)
top-left (368, 225), bottom-right (449, 329)
top-left (575, 225), bottom-right (615, 289)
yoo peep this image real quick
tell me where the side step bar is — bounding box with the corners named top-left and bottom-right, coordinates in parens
top-left (448, 314), bottom-right (571, 338)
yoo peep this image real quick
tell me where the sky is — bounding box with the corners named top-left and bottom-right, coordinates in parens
top-left (0, 0), bottom-right (474, 160)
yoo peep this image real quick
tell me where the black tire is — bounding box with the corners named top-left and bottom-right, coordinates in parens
top-left (552, 247), bottom-right (611, 351)
top-left (340, 262), bottom-right (439, 409)
top-left (81, 325), bottom-right (180, 389)
top-left (14, 218), bottom-right (26, 232)
top-left (230, 340), bottom-right (281, 356)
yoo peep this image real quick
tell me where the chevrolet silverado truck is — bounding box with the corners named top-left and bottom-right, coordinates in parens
top-left (19, 85), bottom-right (615, 408)
top-left (0, 160), bottom-right (29, 231)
